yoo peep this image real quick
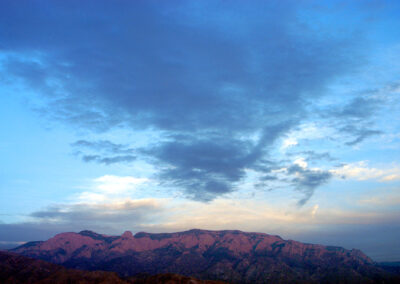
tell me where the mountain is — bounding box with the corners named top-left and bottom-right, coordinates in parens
top-left (11, 229), bottom-right (400, 283)
top-left (0, 251), bottom-right (224, 283)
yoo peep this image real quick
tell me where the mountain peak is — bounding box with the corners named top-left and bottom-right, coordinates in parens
top-left (78, 230), bottom-right (98, 236)
top-left (121, 230), bottom-right (133, 239)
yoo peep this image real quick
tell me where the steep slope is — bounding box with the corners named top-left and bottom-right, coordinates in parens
top-left (11, 229), bottom-right (399, 283)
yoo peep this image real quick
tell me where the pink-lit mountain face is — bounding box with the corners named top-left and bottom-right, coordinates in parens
top-left (11, 229), bottom-right (396, 283)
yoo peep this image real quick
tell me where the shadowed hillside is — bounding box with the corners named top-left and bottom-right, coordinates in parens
top-left (0, 251), bottom-right (224, 283)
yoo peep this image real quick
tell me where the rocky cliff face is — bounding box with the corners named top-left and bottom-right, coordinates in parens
top-left (11, 229), bottom-right (397, 283)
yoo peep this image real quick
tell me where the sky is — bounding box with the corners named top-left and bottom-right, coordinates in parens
top-left (0, 0), bottom-right (400, 262)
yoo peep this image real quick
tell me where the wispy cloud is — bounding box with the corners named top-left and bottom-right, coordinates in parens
top-left (341, 126), bottom-right (382, 146)
top-left (72, 140), bottom-right (135, 155)
top-left (30, 198), bottom-right (163, 225)
top-left (72, 140), bottom-right (136, 165)
top-left (331, 161), bottom-right (400, 182)
top-left (287, 164), bottom-right (332, 206)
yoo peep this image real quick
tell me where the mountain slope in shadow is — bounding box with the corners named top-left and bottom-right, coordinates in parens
top-left (0, 250), bottom-right (224, 284)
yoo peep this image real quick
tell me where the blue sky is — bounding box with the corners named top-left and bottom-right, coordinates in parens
top-left (0, 0), bottom-right (400, 261)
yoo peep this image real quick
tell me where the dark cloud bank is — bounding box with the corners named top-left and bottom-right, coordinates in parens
top-left (0, 0), bottom-right (373, 202)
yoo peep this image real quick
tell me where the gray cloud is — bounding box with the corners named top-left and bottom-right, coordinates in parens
top-left (341, 125), bottom-right (382, 146)
top-left (72, 140), bottom-right (135, 155)
top-left (287, 164), bottom-right (332, 206)
top-left (336, 97), bottom-right (382, 120)
top-left (148, 122), bottom-right (293, 201)
top-left (30, 200), bottom-right (161, 224)
top-left (321, 96), bottom-right (384, 146)
top-left (260, 175), bottom-right (279, 182)
top-left (288, 151), bottom-right (336, 162)
top-left (72, 139), bottom-right (136, 165)
top-left (0, 0), bottom-right (367, 201)
top-left (254, 161), bottom-right (332, 204)
top-left (82, 154), bottom-right (136, 165)
top-left (149, 137), bottom-right (250, 201)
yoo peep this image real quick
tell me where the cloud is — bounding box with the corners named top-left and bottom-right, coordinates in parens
top-left (148, 123), bottom-right (292, 201)
top-left (280, 123), bottom-right (334, 148)
top-left (0, 0), bottom-right (366, 200)
top-left (281, 137), bottom-right (298, 150)
top-left (0, 175), bottom-right (161, 244)
top-left (0, 198), bottom-right (167, 246)
top-left (331, 161), bottom-right (400, 182)
top-left (287, 163), bottom-right (332, 206)
top-left (259, 175), bottom-right (279, 181)
top-left (30, 198), bottom-right (163, 224)
top-left (72, 140), bottom-right (136, 165)
top-left (81, 154), bottom-right (136, 165)
top-left (74, 175), bottom-right (149, 204)
top-left (311, 204), bottom-right (319, 218)
top-left (290, 151), bottom-right (336, 162)
top-left (93, 175), bottom-right (148, 194)
top-left (321, 96), bottom-right (385, 146)
top-left (341, 126), bottom-right (382, 146)
top-left (253, 158), bottom-right (332, 205)
top-left (335, 97), bottom-right (382, 120)
top-left (149, 137), bottom-right (250, 201)
top-left (72, 140), bottom-right (135, 155)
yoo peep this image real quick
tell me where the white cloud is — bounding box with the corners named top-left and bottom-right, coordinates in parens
top-left (311, 204), bottom-right (319, 218)
top-left (77, 192), bottom-right (107, 203)
top-left (94, 175), bottom-right (148, 194)
top-left (75, 175), bottom-right (149, 204)
top-left (331, 161), bottom-right (400, 182)
top-left (280, 123), bottom-right (335, 152)
top-left (293, 157), bottom-right (308, 168)
top-left (281, 137), bottom-right (298, 150)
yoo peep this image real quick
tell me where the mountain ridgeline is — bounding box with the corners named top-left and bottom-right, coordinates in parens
top-left (10, 229), bottom-right (400, 283)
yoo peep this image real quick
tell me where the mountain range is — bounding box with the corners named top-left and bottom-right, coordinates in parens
top-left (9, 229), bottom-right (400, 283)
